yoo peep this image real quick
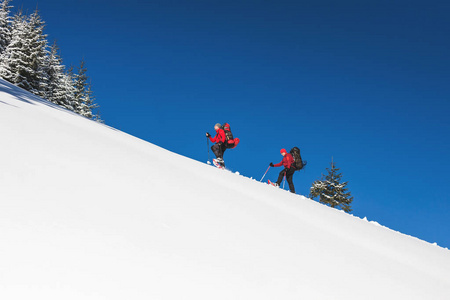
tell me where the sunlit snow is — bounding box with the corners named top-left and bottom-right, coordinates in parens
top-left (0, 79), bottom-right (449, 299)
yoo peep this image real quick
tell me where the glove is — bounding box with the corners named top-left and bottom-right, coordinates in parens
top-left (270, 162), bottom-right (274, 167)
top-left (206, 132), bottom-right (211, 137)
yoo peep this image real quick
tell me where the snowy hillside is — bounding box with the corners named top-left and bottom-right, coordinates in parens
top-left (0, 79), bottom-right (449, 299)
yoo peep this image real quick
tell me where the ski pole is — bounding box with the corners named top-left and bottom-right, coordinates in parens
top-left (260, 166), bottom-right (271, 182)
top-left (206, 137), bottom-right (211, 163)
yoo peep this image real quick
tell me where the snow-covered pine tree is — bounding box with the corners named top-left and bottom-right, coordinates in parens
top-left (81, 81), bottom-right (100, 120)
top-left (42, 41), bottom-right (71, 109)
top-left (27, 10), bottom-right (49, 96)
top-left (60, 65), bottom-right (76, 111)
top-left (309, 160), bottom-right (353, 212)
top-left (73, 59), bottom-right (87, 115)
top-left (0, 11), bottom-right (26, 86)
top-left (0, 9), bottom-right (48, 95)
top-left (0, 0), bottom-right (12, 54)
top-left (73, 59), bottom-right (100, 119)
top-left (92, 108), bottom-right (103, 123)
top-left (0, 6), bottom-right (101, 120)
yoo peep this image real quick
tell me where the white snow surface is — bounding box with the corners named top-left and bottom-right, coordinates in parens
top-left (0, 79), bottom-right (449, 299)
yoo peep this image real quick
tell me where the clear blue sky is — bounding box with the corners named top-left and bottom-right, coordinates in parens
top-left (16, 0), bottom-right (450, 247)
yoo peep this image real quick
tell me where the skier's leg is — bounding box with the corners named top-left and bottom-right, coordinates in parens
top-left (220, 144), bottom-right (227, 159)
top-left (211, 144), bottom-right (221, 158)
top-left (217, 144), bottom-right (226, 166)
top-left (276, 169), bottom-right (285, 185)
top-left (286, 169), bottom-right (295, 193)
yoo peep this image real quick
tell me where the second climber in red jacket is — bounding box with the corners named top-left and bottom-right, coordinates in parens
top-left (206, 123), bottom-right (226, 167)
top-left (270, 149), bottom-right (296, 193)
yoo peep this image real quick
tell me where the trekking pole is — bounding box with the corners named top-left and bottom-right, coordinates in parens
top-left (282, 172), bottom-right (286, 189)
top-left (260, 166), bottom-right (271, 182)
top-left (206, 137), bottom-right (211, 163)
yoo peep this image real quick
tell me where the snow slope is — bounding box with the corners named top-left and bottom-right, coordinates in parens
top-left (0, 79), bottom-right (449, 300)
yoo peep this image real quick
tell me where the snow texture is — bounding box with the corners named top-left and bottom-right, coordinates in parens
top-left (0, 79), bottom-right (449, 299)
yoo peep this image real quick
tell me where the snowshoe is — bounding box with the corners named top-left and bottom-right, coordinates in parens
top-left (268, 180), bottom-right (279, 187)
top-left (213, 159), bottom-right (225, 170)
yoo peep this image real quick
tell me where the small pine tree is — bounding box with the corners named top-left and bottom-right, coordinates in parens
top-left (72, 59), bottom-right (100, 119)
top-left (73, 59), bottom-right (88, 114)
top-left (81, 81), bottom-right (100, 120)
top-left (310, 160), bottom-right (353, 212)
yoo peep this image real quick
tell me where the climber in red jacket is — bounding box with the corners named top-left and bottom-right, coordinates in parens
top-left (270, 149), bottom-right (296, 193)
top-left (206, 123), bottom-right (226, 167)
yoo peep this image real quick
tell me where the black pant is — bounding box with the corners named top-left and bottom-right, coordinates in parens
top-left (276, 167), bottom-right (296, 193)
top-left (211, 143), bottom-right (227, 159)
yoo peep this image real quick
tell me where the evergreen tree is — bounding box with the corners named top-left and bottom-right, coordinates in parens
top-left (42, 41), bottom-right (68, 108)
top-left (27, 10), bottom-right (49, 95)
top-left (310, 160), bottom-right (353, 212)
top-left (73, 59), bottom-right (87, 114)
top-left (0, 5), bottom-right (102, 120)
top-left (0, 10), bottom-right (48, 95)
top-left (0, 11), bottom-right (27, 87)
top-left (81, 81), bottom-right (99, 119)
top-left (0, 0), bottom-right (12, 54)
top-left (92, 108), bottom-right (103, 123)
top-left (73, 59), bottom-right (100, 119)
top-left (60, 65), bottom-right (76, 111)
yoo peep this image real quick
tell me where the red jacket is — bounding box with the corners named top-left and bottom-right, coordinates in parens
top-left (274, 153), bottom-right (294, 169)
top-left (209, 128), bottom-right (226, 144)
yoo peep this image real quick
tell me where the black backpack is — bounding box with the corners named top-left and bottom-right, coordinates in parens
top-left (290, 147), bottom-right (306, 171)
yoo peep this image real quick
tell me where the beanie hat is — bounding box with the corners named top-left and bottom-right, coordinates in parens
top-left (280, 148), bottom-right (287, 154)
top-left (215, 123), bottom-right (222, 128)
